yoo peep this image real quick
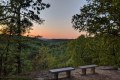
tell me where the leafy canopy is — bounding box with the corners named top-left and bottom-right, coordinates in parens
top-left (72, 0), bottom-right (120, 36)
top-left (0, 0), bottom-right (50, 35)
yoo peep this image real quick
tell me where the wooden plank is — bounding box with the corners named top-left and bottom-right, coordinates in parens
top-left (80, 65), bottom-right (97, 69)
top-left (49, 67), bottom-right (75, 73)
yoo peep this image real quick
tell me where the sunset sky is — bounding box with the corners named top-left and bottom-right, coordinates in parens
top-left (30, 0), bottom-right (87, 39)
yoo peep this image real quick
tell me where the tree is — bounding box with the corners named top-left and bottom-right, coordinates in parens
top-left (0, 0), bottom-right (50, 35)
top-left (72, 0), bottom-right (120, 36)
top-left (71, 0), bottom-right (120, 67)
top-left (0, 0), bottom-right (50, 74)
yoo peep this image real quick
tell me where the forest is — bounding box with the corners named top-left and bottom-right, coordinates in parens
top-left (0, 33), bottom-right (120, 80)
top-left (0, 0), bottom-right (120, 80)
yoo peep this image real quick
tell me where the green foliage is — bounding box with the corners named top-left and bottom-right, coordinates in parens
top-left (1, 33), bottom-right (120, 76)
top-left (71, 0), bottom-right (120, 67)
top-left (0, 35), bottom-right (71, 76)
top-left (0, 0), bottom-right (50, 25)
top-left (66, 35), bottom-right (120, 67)
top-left (66, 35), bottom-right (92, 67)
top-left (32, 46), bottom-right (55, 70)
top-left (72, 0), bottom-right (120, 36)
top-left (0, 0), bottom-right (50, 75)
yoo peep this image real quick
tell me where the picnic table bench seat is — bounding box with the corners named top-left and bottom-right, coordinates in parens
top-left (79, 65), bottom-right (97, 75)
top-left (49, 67), bottom-right (75, 80)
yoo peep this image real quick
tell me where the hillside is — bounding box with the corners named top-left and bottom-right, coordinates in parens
top-left (0, 34), bottom-right (73, 76)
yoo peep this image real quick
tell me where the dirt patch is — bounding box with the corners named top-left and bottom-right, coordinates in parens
top-left (35, 67), bottom-right (120, 80)
top-left (98, 66), bottom-right (118, 70)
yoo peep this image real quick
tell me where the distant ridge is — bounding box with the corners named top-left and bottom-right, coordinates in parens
top-left (38, 38), bottom-right (74, 42)
top-left (50, 39), bottom-right (73, 42)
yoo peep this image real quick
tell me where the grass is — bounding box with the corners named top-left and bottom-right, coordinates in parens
top-left (0, 76), bottom-right (35, 80)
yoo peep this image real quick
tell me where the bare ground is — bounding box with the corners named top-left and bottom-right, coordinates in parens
top-left (34, 67), bottom-right (120, 80)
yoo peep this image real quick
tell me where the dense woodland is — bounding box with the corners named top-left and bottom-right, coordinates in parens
top-left (0, 0), bottom-right (120, 80)
top-left (0, 34), bottom-right (120, 77)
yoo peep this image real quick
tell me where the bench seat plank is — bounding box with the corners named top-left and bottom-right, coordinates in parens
top-left (79, 65), bottom-right (97, 75)
top-left (80, 65), bottom-right (97, 69)
top-left (49, 67), bottom-right (75, 73)
top-left (49, 67), bottom-right (75, 80)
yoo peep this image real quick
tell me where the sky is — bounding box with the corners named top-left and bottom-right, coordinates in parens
top-left (30, 0), bottom-right (87, 39)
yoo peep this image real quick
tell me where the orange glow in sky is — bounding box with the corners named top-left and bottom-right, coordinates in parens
top-left (29, 0), bottom-right (86, 39)
top-left (29, 23), bottom-right (86, 39)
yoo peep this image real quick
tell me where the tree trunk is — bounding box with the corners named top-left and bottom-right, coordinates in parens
top-left (16, 7), bottom-right (22, 74)
top-left (0, 53), bottom-right (3, 76)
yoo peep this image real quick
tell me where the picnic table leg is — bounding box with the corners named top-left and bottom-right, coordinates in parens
top-left (54, 73), bottom-right (58, 80)
top-left (66, 71), bottom-right (71, 78)
top-left (81, 69), bottom-right (86, 75)
top-left (91, 67), bottom-right (95, 74)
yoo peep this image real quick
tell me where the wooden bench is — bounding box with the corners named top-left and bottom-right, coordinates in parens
top-left (49, 67), bottom-right (75, 80)
top-left (79, 65), bottom-right (97, 75)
